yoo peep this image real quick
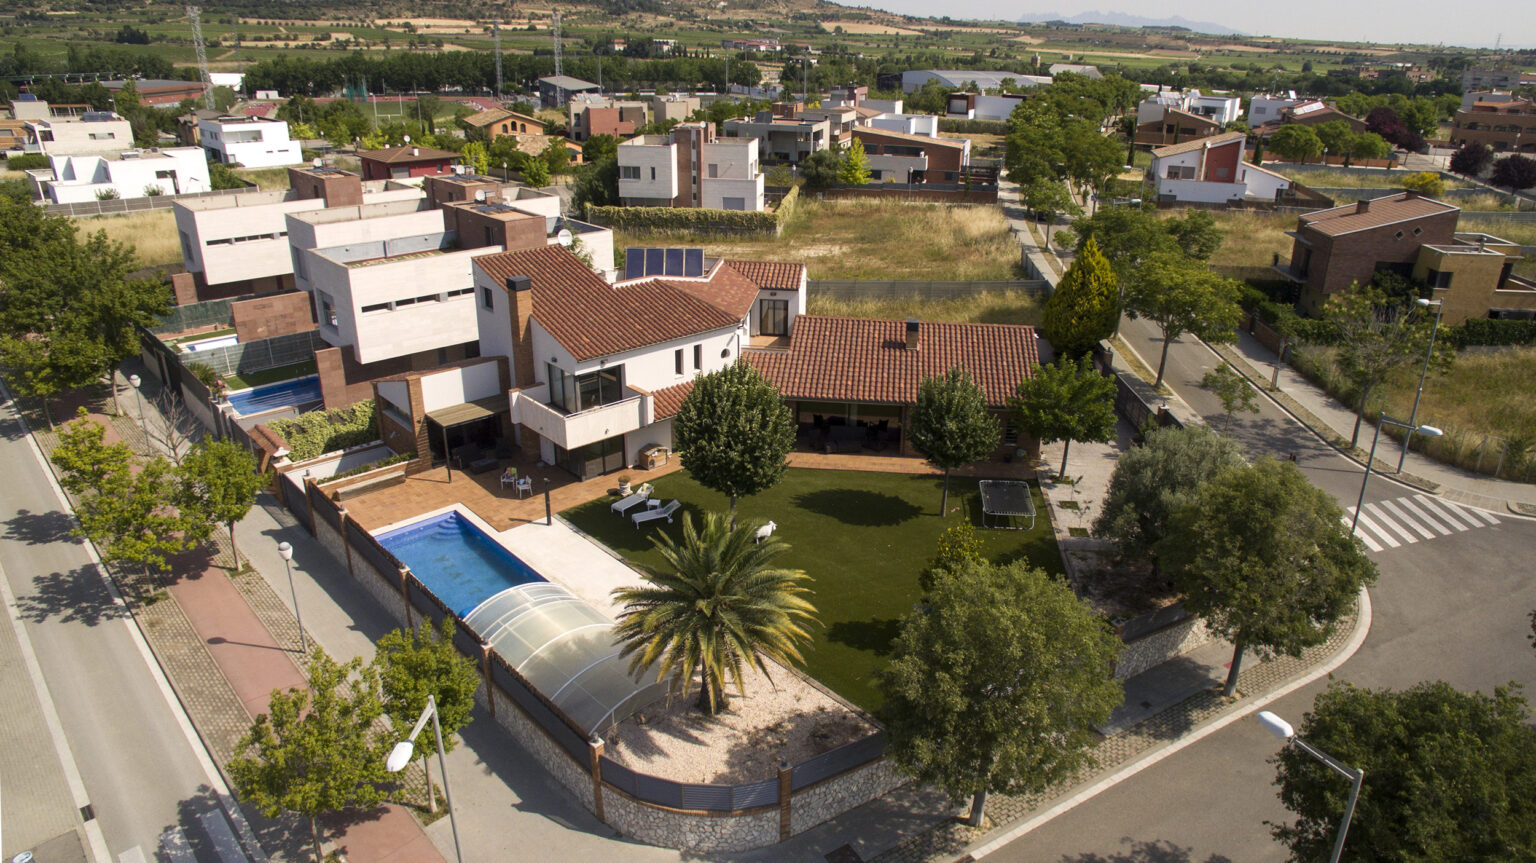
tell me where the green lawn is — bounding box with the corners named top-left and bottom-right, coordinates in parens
top-left (561, 467), bottom-right (1061, 714)
top-left (223, 360), bottom-right (317, 390)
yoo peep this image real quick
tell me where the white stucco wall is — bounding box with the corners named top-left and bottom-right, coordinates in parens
top-left (617, 139), bottom-right (678, 201)
top-left (377, 380), bottom-right (410, 413)
top-left (420, 361), bottom-right (502, 412)
top-left (310, 246), bottom-right (494, 364)
top-left (474, 268), bottom-right (519, 376)
top-left (31, 118), bottom-right (134, 155)
top-left (200, 118), bottom-right (303, 167)
top-left (40, 148), bottom-right (210, 204)
top-left (1153, 177), bottom-right (1248, 204)
top-left (177, 192), bottom-right (323, 285)
top-left (973, 95), bottom-right (1025, 122)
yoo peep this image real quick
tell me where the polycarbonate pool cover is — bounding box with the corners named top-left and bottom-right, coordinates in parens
top-left (464, 582), bottom-right (666, 735)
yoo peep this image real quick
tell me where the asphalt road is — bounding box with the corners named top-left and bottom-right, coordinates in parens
top-left (979, 320), bottom-right (1536, 862)
top-left (0, 392), bottom-right (257, 863)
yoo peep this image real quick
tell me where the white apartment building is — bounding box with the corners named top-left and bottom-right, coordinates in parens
top-left (865, 112), bottom-right (940, 137)
top-left (1138, 90), bottom-right (1242, 127)
top-left (32, 147), bottom-right (210, 204)
top-left (721, 113), bottom-right (828, 164)
top-left (23, 109), bottom-right (134, 156)
top-left (618, 124), bottom-right (765, 211)
top-left (198, 115), bottom-right (303, 168)
top-left (1247, 92), bottom-right (1304, 129)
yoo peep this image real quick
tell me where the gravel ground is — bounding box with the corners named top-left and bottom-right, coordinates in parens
top-left (605, 661), bottom-right (873, 784)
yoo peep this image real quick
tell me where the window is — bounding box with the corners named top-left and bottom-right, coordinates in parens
top-left (179, 231), bottom-right (193, 260)
top-left (620, 165), bottom-right (640, 179)
top-left (721, 196), bottom-right (746, 210)
top-left (1426, 268), bottom-right (1453, 289)
top-left (760, 299), bottom-right (788, 336)
top-left (1166, 164), bottom-right (1196, 180)
top-left (707, 163), bottom-right (719, 178)
top-left (481, 286), bottom-right (494, 310)
top-left (675, 349), bottom-right (684, 375)
top-left (649, 166), bottom-right (656, 181)
top-left (693, 344), bottom-right (702, 370)
top-left (547, 363), bottom-right (624, 413)
top-left (1253, 106), bottom-right (1267, 115)
top-left (362, 302), bottom-right (391, 313)
top-left (318, 293), bottom-right (338, 328)
top-left (484, 225), bottom-right (495, 246)
top-left (1214, 166), bottom-right (1230, 179)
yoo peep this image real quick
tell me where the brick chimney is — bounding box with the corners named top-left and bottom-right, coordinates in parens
top-left (905, 318), bottom-right (920, 351)
top-left (1356, 198), bottom-right (1371, 214)
top-left (505, 276), bottom-right (537, 387)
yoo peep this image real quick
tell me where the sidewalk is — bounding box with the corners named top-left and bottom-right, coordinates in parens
top-left (95, 368), bottom-right (446, 863)
top-left (1213, 328), bottom-right (1536, 513)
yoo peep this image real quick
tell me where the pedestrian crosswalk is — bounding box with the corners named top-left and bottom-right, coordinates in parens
top-left (1344, 493), bottom-right (1501, 552)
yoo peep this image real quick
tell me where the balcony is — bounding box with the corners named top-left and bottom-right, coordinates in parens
top-left (512, 384), bottom-right (650, 450)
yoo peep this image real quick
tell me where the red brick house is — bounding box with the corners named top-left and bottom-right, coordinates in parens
top-left (358, 145), bottom-right (460, 181)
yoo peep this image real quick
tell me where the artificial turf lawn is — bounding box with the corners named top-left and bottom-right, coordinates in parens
top-left (561, 468), bottom-right (1061, 714)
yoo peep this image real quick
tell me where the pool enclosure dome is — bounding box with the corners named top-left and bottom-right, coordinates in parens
top-left (464, 581), bottom-right (666, 736)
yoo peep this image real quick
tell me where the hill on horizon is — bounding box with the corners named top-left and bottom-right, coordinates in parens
top-left (1017, 10), bottom-right (1243, 36)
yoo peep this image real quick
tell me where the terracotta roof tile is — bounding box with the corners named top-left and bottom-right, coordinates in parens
top-left (359, 145), bottom-right (460, 164)
top-left (650, 380), bottom-right (695, 419)
top-left (1150, 130), bottom-right (1246, 159)
top-left (1299, 192), bottom-right (1459, 236)
top-left (474, 246), bottom-right (742, 361)
top-left (723, 260), bottom-right (805, 291)
top-left (852, 126), bottom-right (967, 150)
top-left (745, 315), bottom-right (1038, 408)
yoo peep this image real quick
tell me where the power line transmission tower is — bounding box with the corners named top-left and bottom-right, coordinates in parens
top-left (187, 5), bottom-right (214, 109)
top-left (494, 21), bottom-right (503, 99)
top-left (552, 11), bottom-right (563, 106)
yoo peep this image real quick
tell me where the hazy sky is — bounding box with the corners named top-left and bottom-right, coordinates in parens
top-left (852, 1), bottom-right (1534, 49)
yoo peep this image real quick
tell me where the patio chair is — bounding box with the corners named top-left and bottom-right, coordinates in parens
top-left (500, 467), bottom-right (519, 490)
top-left (633, 499), bottom-right (681, 528)
top-left (610, 486), bottom-right (652, 516)
top-left (513, 476), bottom-right (534, 499)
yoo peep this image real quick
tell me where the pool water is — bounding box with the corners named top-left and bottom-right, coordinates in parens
top-left (182, 334), bottom-right (240, 353)
top-left (376, 511), bottom-right (544, 617)
top-left (226, 376), bottom-right (322, 416)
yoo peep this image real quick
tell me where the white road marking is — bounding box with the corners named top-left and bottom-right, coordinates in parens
top-left (1343, 515), bottom-right (1384, 552)
top-left (1379, 498), bottom-right (1435, 539)
top-left (1353, 511), bottom-right (1402, 548)
top-left (1364, 503), bottom-right (1419, 543)
top-left (1397, 497), bottom-right (1453, 535)
top-left (1415, 494), bottom-right (1472, 531)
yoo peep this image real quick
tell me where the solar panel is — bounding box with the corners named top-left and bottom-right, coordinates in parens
top-left (645, 248), bottom-right (664, 277)
top-left (625, 248), bottom-right (644, 278)
top-left (664, 248), bottom-right (684, 276)
top-left (684, 248), bottom-right (704, 277)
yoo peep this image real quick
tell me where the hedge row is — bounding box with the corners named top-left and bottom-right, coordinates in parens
top-left (3, 153), bottom-right (48, 170)
top-left (1441, 317), bottom-right (1536, 349)
top-left (268, 401), bottom-right (379, 463)
top-left (587, 201), bottom-right (781, 236)
top-left (938, 119), bottom-right (1009, 135)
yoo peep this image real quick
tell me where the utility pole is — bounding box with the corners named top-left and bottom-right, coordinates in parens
top-left (493, 21), bottom-right (503, 100)
top-left (187, 6), bottom-right (214, 110)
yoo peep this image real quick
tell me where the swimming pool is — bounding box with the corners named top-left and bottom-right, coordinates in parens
top-left (376, 511), bottom-right (545, 617)
top-left (226, 376), bottom-right (323, 416)
top-left (181, 334), bottom-right (239, 353)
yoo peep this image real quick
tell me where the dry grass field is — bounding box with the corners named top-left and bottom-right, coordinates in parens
top-left (808, 289), bottom-right (1044, 327)
top-left (615, 198), bottom-right (1022, 281)
top-left (81, 209), bottom-right (182, 267)
top-left (1200, 210), bottom-right (1297, 273)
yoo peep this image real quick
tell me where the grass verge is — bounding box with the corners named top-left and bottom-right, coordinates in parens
top-left (562, 467), bottom-right (1061, 713)
top-left (223, 360), bottom-right (318, 390)
top-left (80, 209), bottom-right (183, 267)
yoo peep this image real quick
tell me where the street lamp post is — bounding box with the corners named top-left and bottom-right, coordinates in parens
top-left (1352, 411), bottom-right (1443, 534)
top-left (128, 374), bottom-right (148, 448)
top-left (1398, 297), bottom-right (1444, 472)
top-left (387, 694), bottom-right (463, 863)
top-left (276, 541), bottom-right (306, 653)
top-left (1258, 710), bottom-right (1363, 863)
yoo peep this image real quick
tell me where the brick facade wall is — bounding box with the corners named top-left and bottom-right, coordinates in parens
top-left (231, 291), bottom-right (316, 342)
top-left (1292, 208), bottom-right (1460, 315)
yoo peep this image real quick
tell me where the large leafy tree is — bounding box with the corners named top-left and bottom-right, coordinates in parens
top-left (801, 148), bottom-right (842, 189)
top-left (1124, 251), bottom-right (1244, 387)
top-left (1093, 424), bottom-right (1245, 567)
top-left (837, 138), bottom-right (871, 185)
top-left (1450, 141), bottom-right (1493, 177)
top-left (906, 367), bottom-right (1001, 514)
top-left (1061, 119), bottom-right (1125, 211)
top-left (673, 362), bottom-right (795, 525)
top-left (229, 651), bottom-right (392, 863)
top-left (1490, 154), bottom-right (1536, 191)
top-left (1042, 236), bottom-right (1118, 357)
top-left (1010, 356), bottom-right (1117, 479)
top-left (1268, 124), bottom-right (1324, 164)
top-left (611, 512), bottom-right (817, 714)
top-left (1271, 680), bottom-right (1536, 862)
top-left (880, 559), bottom-right (1122, 826)
top-left (1315, 285), bottom-right (1450, 448)
top-left (375, 619), bottom-right (481, 813)
top-left (1314, 120), bottom-right (1357, 164)
top-left (1158, 458), bottom-right (1377, 697)
top-left (1070, 208), bottom-right (1223, 330)
top-left (177, 439), bottom-right (266, 569)
top-left (1018, 177), bottom-right (1079, 248)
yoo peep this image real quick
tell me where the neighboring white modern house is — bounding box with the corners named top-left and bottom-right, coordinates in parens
top-left (944, 92), bottom-right (1026, 123)
top-left (1147, 132), bottom-right (1292, 205)
top-left (198, 115), bottom-right (302, 168)
top-left (900, 70), bottom-right (1050, 93)
top-left (23, 109), bottom-right (135, 156)
top-left (31, 147), bottom-right (210, 204)
top-left (470, 245), bottom-right (807, 476)
top-left (1138, 90), bottom-right (1242, 126)
top-left (1050, 63), bottom-right (1103, 79)
top-left (864, 111), bottom-right (940, 137)
top-left (721, 113), bottom-right (829, 165)
top-left (618, 123), bottom-right (764, 210)
top-left (1247, 92), bottom-right (1304, 129)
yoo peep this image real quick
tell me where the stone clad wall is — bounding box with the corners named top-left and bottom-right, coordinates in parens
top-left (1115, 615), bottom-right (1213, 680)
top-left (484, 687), bottom-right (595, 809)
top-left (789, 759), bottom-right (906, 834)
top-left (602, 793), bottom-right (778, 853)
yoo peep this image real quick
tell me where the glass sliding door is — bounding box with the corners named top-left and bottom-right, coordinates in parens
top-left (759, 299), bottom-right (789, 336)
top-left (554, 434), bottom-right (627, 480)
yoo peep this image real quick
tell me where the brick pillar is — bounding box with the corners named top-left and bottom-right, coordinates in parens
top-left (778, 759), bottom-right (792, 841)
top-left (504, 277), bottom-right (537, 388)
top-left (315, 347), bottom-right (347, 410)
top-left (399, 565), bottom-right (413, 628)
top-left (589, 736), bottom-right (606, 822)
top-left (482, 644), bottom-right (495, 718)
top-left (406, 376), bottom-right (430, 462)
top-left (338, 507), bottom-right (354, 577)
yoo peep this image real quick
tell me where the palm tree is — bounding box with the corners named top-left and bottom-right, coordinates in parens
top-left (611, 512), bottom-right (818, 715)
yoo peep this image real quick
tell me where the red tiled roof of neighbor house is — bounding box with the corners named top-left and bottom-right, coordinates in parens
top-left (1298, 192), bottom-right (1460, 237)
top-left (851, 126), bottom-right (967, 150)
top-left (723, 260), bottom-right (805, 291)
top-left (1150, 130), bottom-right (1247, 159)
top-left (359, 145), bottom-right (460, 164)
top-left (475, 245), bottom-right (742, 361)
top-left (745, 315), bottom-right (1038, 407)
top-left (650, 380), bottom-right (695, 419)
top-left (654, 264), bottom-right (759, 319)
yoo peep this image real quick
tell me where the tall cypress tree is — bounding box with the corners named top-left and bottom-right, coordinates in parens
top-left (1041, 236), bottom-right (1118, 357)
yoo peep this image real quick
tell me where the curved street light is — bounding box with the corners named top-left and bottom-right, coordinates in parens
top-left (1399, 297), bottom-right (1444, 472)
top-left (276, 541), bottom-right (305, 653)
top-left (387, 694), bottom-right (463, 863)
top-left (1352, 411), bottom-right (1443, 534)
top-left (1258, 710), bottom-right (1363, 863)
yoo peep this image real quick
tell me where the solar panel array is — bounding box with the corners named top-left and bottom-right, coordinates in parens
top-left (624, 247), bottom-right (705, 279)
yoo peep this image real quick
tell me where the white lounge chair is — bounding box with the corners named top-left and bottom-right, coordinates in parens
top-left (610, 486), bottom-right (652, 515)
top-left (633, 499), bottom-right (681, 528)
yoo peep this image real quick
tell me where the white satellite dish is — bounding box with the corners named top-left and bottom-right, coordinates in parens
top-left (556, 228), bottom-right (574, 247)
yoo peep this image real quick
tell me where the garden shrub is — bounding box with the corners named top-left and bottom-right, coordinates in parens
top-left (268, 401), bottom-right (379, 462)
top-left (1441, 317), bottom-right (1536, 349)
top-left (4, 153), bottom-right (48, 170)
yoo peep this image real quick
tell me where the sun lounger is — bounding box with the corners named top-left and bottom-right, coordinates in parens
top-left (633, 499), bottom-right (681, 527)
top-left (611, 486), bottom-right (652, 515)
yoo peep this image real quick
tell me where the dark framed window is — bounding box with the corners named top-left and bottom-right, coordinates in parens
top-left (693, 344), bottom-right (702, 370)
top-left (481, 286), bottom-right (494, 310)
top-left (675, 349), bottom-right (684, 375)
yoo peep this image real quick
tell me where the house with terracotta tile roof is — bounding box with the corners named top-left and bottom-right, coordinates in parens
top-left (358, 144), bottom-right (460, 180)
top-left (1134, 107), bottom-right (1223, 149)
top-left (1275, 191), bottom-right (1536, 321)
top-left (1147, 132), bottom-right (1292, 206)
top-left (452, 245), bottom-right (807, 477)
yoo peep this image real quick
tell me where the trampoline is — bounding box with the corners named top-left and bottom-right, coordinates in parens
top-left (978, 480), bottom-right (1036, 530)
